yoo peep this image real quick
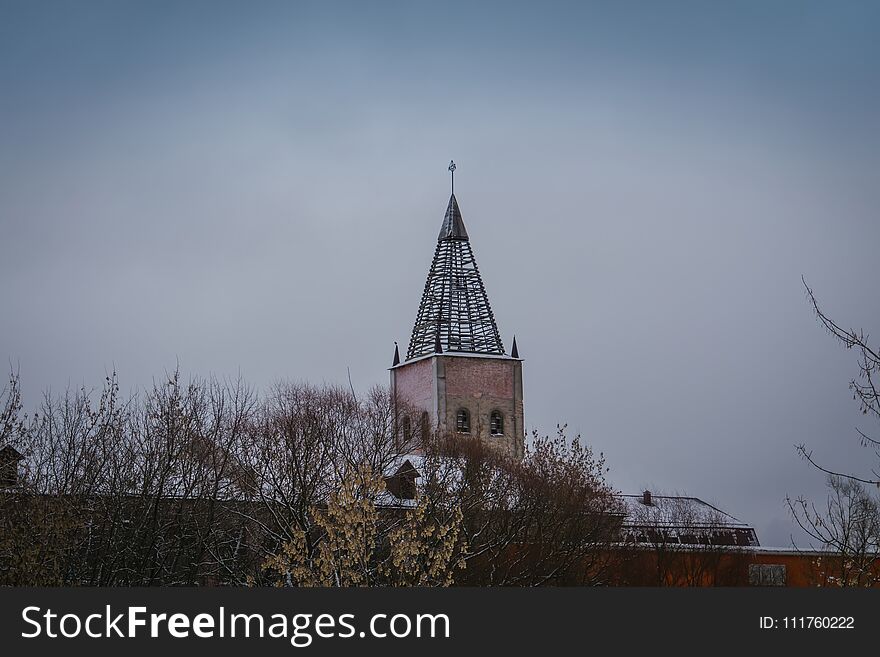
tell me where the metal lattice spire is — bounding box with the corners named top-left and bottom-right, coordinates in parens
top-left (406, 170), bottom-right (504, 359)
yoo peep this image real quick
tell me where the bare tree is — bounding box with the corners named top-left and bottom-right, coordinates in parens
top-left (0, 369), bottom-right (76, 585)
top-left (799, 278), bottom-right (880, 485)
top-left (421, 426), bottom-right (621, 586)
top-left (1, 369), bottom-right (263, 585)
top-left (0, 369), bottom-right (25, 447)
top-left (786, 475), bottom-right (880, 586)
top-left (228, 381), bottom-right (408, 584)
top-left (2, 369), bottom-right (622, 587)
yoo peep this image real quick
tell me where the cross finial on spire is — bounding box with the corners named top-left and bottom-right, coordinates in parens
top-left (448, 160), bottom-right (456, 195)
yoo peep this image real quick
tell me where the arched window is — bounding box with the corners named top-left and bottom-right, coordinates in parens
top-left (456, 408), bottom-right (470, 434)
top-left (490, 410), bottom-right (504, 436)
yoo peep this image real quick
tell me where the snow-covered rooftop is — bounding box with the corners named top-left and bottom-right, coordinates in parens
top-left (617, 494), bottom-right (751, 529)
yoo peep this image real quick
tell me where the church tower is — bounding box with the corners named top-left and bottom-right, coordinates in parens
top-left (391, 163), bottom-right (524, 458)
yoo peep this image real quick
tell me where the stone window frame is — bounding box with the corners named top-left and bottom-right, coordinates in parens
top-left (489, 410), bottom-right (504, 436)
top-left (456, 408), bottom-right (470, 434)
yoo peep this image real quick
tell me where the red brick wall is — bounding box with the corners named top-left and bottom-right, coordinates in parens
top-left (606, 547), bottom-right (880, 587)
top-left (445, 358), bottom-right (513, 398)
top-left (393, 355), bottom-right (524, 458)
top-left (393, 358), bottom-right (434, 411)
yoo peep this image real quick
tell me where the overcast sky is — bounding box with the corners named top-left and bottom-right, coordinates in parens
top-left (2, 0), bottom-right (879, 546)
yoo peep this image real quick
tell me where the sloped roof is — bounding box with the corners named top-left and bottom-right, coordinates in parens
top-left (382, 455), bottom-right (425, 479)
top-left (0, 445), bottom-right (23, 460)
top-left (618, 494), bottom-right (751, 528)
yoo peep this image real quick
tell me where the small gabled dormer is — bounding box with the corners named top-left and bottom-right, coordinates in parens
top-left (384, 459), bottom-right (420, 501)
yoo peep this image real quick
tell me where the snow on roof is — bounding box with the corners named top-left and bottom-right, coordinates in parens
top-left (382, 454), bottom-right (425, 478)
top-left (374, 491), bottom-right (419, 509)
top-left (391, 351), bottom-right (519, 369)
top-left (617, 494), bottom-right (751, 529)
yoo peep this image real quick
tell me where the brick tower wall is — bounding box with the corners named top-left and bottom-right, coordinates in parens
top-left (391, 357), bottom-right (435, 418)
top-left (438, 355), bottom-right (524, 459)
top-left (391, 354), bottom-right (525, 459)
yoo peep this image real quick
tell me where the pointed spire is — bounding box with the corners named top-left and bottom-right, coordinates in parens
top-left (406, 165), bottom-right (504, 359)
top-left (438, 194), bottom-right (469, 241)
top-left (392, 341), bottom-right (400, 366)
top-left (511, 336), bottom-right (519, 359)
